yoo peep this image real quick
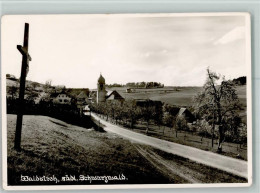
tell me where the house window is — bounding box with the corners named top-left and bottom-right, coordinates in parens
top-left (64, 99), bottom-right (68, 103)
top-left (59, 99), bottom-right (62, 102)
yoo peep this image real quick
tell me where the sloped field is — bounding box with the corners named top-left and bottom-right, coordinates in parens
top-left (7, 115), bottom-right (171, 185)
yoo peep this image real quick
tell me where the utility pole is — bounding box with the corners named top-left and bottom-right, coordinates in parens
top-left (14, 23), bottom-right (32, 151)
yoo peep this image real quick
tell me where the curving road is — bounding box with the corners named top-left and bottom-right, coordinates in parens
top-left (92, 113), bottom-right (248, 179)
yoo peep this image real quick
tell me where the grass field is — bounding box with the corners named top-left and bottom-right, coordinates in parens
top-left (6, 114), bottom-right (246, 185)
top-left (7, 78), bottom-right (246, 108)
top-left (7, 115), bottom-right (172, 185)
top-left (110, 85), bottom-right (246, 107)
top-left (110, 85), bottom-right (247, 122)
top-left (133, 122), bottom-right (247, 160)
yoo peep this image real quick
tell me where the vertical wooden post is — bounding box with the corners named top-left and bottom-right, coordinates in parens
top-left (14, 23), bottom-right (31, 151)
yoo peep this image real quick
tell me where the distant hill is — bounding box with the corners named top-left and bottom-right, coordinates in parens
top-left (106, 81), bottom-right (164, 89)
top-left (6, 75), bottom-right (90, 101)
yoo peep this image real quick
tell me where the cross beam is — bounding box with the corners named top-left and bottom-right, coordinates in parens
top-left (17, 45), bottom-right (32, 61)
top-left (14, 23), bottom-right (32, 151)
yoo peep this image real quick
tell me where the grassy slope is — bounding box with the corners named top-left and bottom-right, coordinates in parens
top-left (7, 115), bottom-right (247, 186)
top-left (111, 85), bottom-right (246, 106)
top-left (112, 85), bottom-right (247, 122)
top-left (132, 123), bottom-right (247, 160)
top-left (6, 79), bottom-right (88, 99)
top-left (7, 115), bottom-right (173, 185)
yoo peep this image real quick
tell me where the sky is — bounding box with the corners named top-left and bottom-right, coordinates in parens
top-left (1, 14), bottom-right (249, 89)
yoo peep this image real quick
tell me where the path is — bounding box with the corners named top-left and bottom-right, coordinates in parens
top-left (92, 113), bottom-right (248, 179)
top-left (134, 144), bottom-right (203, 183)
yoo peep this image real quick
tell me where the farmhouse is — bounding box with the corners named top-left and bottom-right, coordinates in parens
top-left (50, 90), bottom-right (71, 104)
top-left (76, 90), bottom-right (89, 106)
top-left (76, 90), bottom-right (90, 115)
top-left (106, 90), bottom-right (124, 102)
top-left (177, 108), bottom-right (196, 123)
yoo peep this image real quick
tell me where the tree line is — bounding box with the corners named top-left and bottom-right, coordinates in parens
top-left (105, 81), bottom-right (164, 88)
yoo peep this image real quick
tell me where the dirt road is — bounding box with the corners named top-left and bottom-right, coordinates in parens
top-left (134, 144), bottom-right (202, 183)
top-left (92, 113), bottom-right (248, 179)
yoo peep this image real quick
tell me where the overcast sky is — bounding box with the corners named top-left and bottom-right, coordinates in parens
top-left (2, 14), bottom-right (249, 89)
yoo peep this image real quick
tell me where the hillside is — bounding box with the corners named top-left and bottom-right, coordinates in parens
top-left (7, 77), bottom-right (246, 107)
top-left (110, 85), bottom-right (247, 123)
top-left (110, 85), bottom-right (246, 107)
top-left (7, 115), bottom-right (172, 185)
top-left (6, 78), bottom-right (89, 100)
top-left (6, 78), bottom-right (247, 122)
top-left (7, 115), bottom-right (246, 185)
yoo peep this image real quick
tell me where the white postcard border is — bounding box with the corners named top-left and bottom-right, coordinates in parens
top-left (1, 12), bottom-right (252, 190)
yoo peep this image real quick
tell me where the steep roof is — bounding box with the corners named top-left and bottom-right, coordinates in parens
top-left (77, 90), bottom-right (89, 99)
top-left (50, 91), bottom-right (70, 98)
top-left (106, 90), bottom-right (124, 100)
top-left (106, 90), bottom-right (113, 96)
top-left (177, 108), bottom-right (187, 117)
top-left (50, 93), bottom-right (59, 98)
top-left (177, 108), bottom-right (196, 122)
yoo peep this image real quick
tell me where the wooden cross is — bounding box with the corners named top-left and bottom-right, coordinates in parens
top-left (14, 23), bottom-right (32, 151)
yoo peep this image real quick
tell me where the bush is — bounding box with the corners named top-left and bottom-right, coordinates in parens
top-left (193, 119), bottom-right (214, 138)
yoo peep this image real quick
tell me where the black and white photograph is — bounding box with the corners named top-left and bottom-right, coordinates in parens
top-left (1, 13), bottom-right (252, 190)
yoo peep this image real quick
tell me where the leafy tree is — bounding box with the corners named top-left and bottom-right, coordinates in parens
top-left (7, 86), bottom-right (18, 100)
top-left (193, 68), bottom-right (242, 152)
top-left (175, 115), bottom-right (188, 137)
top-left (153, 102), bottom-right (163, 129)
top-left (162, 112), bottom-right (175, 135)
top-left (123, 100), bottom-right (141, 128)
top-left (233, 76), bottom-right (246, 85)
top-left (31, 82), bottom-right (40, 90)
top-left (114, 102), bottom-right (124, 125)
top-left (140, 102), bottom-right (156, 134)
top-left (106, 102), bottom-right (116, 120)
top-left (26, 90), bottom-right (39, 103)
top-left (40, 93), bottom-right (51, 103)
top-left (193, 119), bottom-right (212, 141)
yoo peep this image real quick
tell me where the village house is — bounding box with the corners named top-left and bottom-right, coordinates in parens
top-left (163, 106), bottom-right (196, 124)
top-left (76, 90), bottom-right (89, 106)
top-left (177, 108), bottom-right (196, 123)
top-left (50, 90), bottom-right (72, 104)
top-left (106, 90), bottom-right (124, 102)
top-left (76, 90), bottom-right (90, 115)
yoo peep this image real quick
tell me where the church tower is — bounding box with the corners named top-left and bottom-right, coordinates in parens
top-left (97, 74), bottom-right (107, 103)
